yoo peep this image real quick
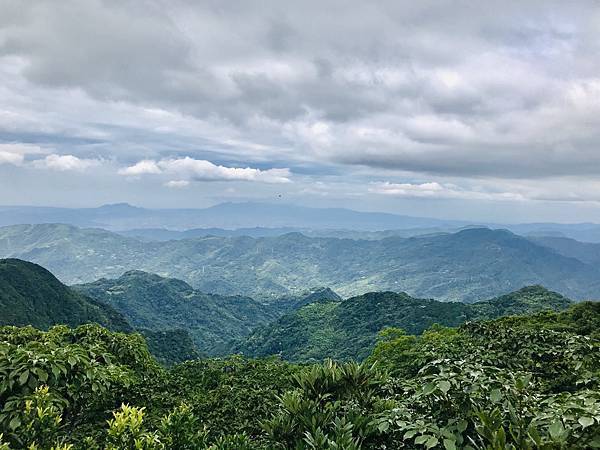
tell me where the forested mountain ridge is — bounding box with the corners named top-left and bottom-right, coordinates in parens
top-left (0, 259), bottom-right (198, 365)
top-left (1, 224), bottom-right (600, 301)
top-left (234, 286), bottom-right (573, 361)
top-left (74, 270), bottom-right (279, 355)
top-left (0, 258), bottom-right (131, 332)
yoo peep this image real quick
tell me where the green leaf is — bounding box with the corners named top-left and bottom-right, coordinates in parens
top-left (9, 416), bottom-right (21, 430)
top-left (579, 416), bottom-right (595, 429)
top-left (490, 389), bottom-right (501, 403)
top-left (415, 435), bottom-right (430, 445)
top-left (35, 368), bottom-right (48, 382)
top-left (444, 438), bottom-right (457, 450)
top-left (426, 436), bottom-right (439, 448)
top-left (423, 383), bottom-right (436, 395)
top-left (18, 370), bottom-right (29, 385)
top-left (438, 380), bottom-right (451, 394)
top-left (404, 430), bottom-right (418, 439)
top-left (548, 421), bottom-right (564, 440)
top-left (377, 421), bottom-right (389, 432)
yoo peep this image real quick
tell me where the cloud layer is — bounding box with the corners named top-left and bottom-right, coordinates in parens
top-left (119, 157), bottom-right (291, 184)
top-left (1, 0), bottom-right (600, 220)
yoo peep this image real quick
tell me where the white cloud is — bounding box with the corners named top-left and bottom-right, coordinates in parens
top-left (33, 154), bottom-right (101, 171)
top-left (0, 143), bottom-right (48, 166)
top-left (118, 160), bottom-right (161, 176)
top-left (0, 151), bottom-right (24, 166)
top-left (164, 180), bottom-right (190, 189)
top-left (120, 157), bottom-right (292, 184)
top-left (369, 181), bottom-right (524, 201)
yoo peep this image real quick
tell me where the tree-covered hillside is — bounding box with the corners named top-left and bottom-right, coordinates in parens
top-left (0, 301), bottom-right (598, 448)
top-left (235, 286), bottom-right (573, 361)
top-left (0, 259), bottom-right (198, 366)
top-left (0, 258), bottom-right (131, 332)
top-left (74, 270), bottom-right (279, 355)
top-left (2, 224), bottom-right (600, 301)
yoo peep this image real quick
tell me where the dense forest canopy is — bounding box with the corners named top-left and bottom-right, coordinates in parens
top-left (0, 300), bottom-right (598, 448)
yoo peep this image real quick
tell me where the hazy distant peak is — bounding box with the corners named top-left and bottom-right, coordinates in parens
top-left (97, 203), bottom-right (141, 210)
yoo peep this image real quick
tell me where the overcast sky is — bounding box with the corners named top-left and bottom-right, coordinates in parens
top-left (1, 0), bottom-right (600, 222)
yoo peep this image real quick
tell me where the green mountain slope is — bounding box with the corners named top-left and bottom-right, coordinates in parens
top-left (74, 271), bottom-right (279, 355)
top-left (1, 224), bottom-right (600, 301)
top-left (234, 286), bottom-right (573, 361)
top-left (0, 259), bottom-right (198, 365)
top-left (0, 258), bottom-right (132, 332)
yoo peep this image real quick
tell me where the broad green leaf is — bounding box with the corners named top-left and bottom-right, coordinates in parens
top-left (426, 436), bottom-right (439, 448)
top-left (438, 380), bottom-right (451, 394)
top-left (444, 438), bottom-right (457, 450)
top-left (18, 370), bottom-right (29, 385)
top-left (579, 416), bottom-right (594, 429)
top-left (490, 389), bottom-right (501, 403)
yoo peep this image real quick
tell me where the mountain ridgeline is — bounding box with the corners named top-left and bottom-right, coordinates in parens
top-left (74, 270), bottom-right (280, 355)
top-left (1, 224), bottom-right (600, 301)
top-left (0, 259), bottom-right (199, 365)
top-left (233, 286), bottom-right (573, 361)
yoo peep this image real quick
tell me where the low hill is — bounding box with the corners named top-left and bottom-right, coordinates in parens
top-left (0, 258), bottom-right (131, 332)
top-left (74, 271), bottom-right (279, 355)
top-left (2, 224), bottom-right (600, 301)
top-left (234, 286), bottom-right (573, 361)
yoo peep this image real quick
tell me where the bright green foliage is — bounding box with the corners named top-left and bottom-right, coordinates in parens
top-left (263, 360), bottom-right (389, 449)
top-left (0, 324), bottom-right (160, 448)
top-left (1, 299), bottom-right (599, 449)
top-left (236, 286), bottom-right (571, 361)
top-left (104, 405), bottom-right (162, 450)
top-left (156, 403), bottom-right (210, 449)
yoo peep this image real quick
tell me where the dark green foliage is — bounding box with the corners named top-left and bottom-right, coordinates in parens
top-left (263, 360), bottom-right (389, 449)
top-left (164, 356), bottom-right (299, 440)
top-left (74, 271), bottom-right (277, 355)
top-left (75, 271), bottom-right (344, 356)
top-left (139, 329), bottom-right (201, 366)
top-left (0, 259), bottom-right (131, 332)
top-left (236, 286), bottom-right (572, 361)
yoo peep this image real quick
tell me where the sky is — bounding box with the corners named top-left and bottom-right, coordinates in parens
top-left (1, 0), bottom-right (600, 222)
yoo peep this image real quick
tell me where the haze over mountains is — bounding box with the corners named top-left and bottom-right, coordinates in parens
top-left (1, 222), bottom-right (600, 302)
top-left (3, 202), bottom-right (600, 243)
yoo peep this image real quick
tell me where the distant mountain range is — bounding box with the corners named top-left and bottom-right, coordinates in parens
top-left (1, 224), bottom-right (599, 301)
top-left (3, 202), bottom-right (600, 242)
top-left (0, 202), bottom-right (466, 231)
top-left (233, 286), bottom-right (573, 361)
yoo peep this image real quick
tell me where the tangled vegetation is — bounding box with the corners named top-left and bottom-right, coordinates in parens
top-left (0, 301), bottom-right (598, 449)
